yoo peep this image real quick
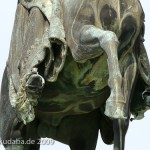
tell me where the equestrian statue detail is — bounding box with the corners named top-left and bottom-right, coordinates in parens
top-left (0, 0), bottom-right (150, 150)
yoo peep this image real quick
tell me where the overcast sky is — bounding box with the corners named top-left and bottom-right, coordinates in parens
top-left (0, 1), bottom-right (150, 150)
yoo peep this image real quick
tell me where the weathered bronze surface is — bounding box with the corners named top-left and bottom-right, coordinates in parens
top-left (0, 0), bottom-right (150, 150)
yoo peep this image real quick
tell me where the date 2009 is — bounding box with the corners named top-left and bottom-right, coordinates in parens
top-left (38, 138), bottom-right (55, 145)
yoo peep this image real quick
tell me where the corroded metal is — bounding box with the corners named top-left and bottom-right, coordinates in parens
top-left (0, 0), bottom-right (150, 150)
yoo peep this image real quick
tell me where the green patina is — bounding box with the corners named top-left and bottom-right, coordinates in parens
top-left (37, 52), bottom-right (109, 116)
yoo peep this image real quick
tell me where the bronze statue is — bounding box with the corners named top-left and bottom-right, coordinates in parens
top-left (0, 0), bottom-right (150, 149)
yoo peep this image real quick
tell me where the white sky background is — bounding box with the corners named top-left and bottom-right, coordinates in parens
top-left (0, 0), bottom-right (150, 150)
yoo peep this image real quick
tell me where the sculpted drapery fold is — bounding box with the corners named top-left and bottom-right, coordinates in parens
top-left (8, 0), bottom-right (67, 124)
top-left (7, 0), bottom-right (150, 124)
top-left (1, 1), bottom-right (150, 149)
